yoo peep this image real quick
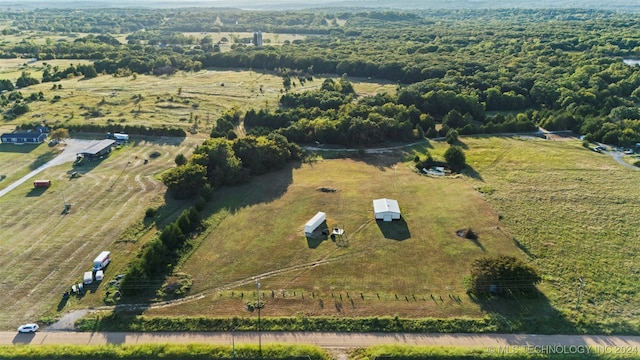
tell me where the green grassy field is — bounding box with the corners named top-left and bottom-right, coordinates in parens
top-left (458, 136), bottom-right (640, 325)
top-left (1, 60), bottom-right (639, 332)
top-left (144, 144), bottom-right (524, 319)
top-left (138, 136), bottom-right (640, 333)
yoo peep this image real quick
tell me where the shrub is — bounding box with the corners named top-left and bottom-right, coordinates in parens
top-left (145, 207), bottom-right (157, 218)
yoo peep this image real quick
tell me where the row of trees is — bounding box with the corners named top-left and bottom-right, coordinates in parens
top-left (120, 207), bottom-right (201, 296)
top-left (4, 9), bottom-right (640, 145)
top-left (18, 122), bottom-right (187, 138)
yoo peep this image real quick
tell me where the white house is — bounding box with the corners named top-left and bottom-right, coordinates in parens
top-left (373, 198), bottom-right (401, 221)
top-left (305, 211), bottom-right (326, 234)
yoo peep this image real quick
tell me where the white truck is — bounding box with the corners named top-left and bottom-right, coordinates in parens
top-left (93, 251), bottom-right (111, 271)
top-left (83, 271), bottom-right (93, 285)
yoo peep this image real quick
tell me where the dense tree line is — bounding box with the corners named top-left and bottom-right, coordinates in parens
top-left (18, 121), bottom-right (187, 137)
top-left (3, 9), bottom-right (640, 145)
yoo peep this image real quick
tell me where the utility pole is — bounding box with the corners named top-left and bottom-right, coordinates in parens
top-left (577, 276), bottom-right (585, 308)
top-left (231, 324), bottom-right (240, 359)
top-left (256, 278), bottom-right (262, 358)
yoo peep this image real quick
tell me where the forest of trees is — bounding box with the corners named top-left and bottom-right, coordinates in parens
top-left (3, 8), bottom-right (640, 146)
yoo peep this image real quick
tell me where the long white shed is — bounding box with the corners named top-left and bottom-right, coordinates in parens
top-left (305, 212), bottom-right (326, 234)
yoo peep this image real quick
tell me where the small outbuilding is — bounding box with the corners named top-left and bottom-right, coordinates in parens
top-left (373, 198), bottom-right (401, 222)
top-left (305, 211), bottom-right (326, 234)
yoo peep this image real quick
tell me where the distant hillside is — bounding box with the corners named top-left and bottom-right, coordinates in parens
top-left (0, 0), bottom-right (638, 11)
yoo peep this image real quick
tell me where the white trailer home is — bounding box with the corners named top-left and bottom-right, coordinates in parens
top-left (305, 212), bottom-right (326, 234)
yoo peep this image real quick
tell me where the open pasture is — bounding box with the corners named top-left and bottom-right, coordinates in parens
top-left (453, 136), bottom-right (640, 322)
top-left (146, 148), bottom-right (523, 319)
top-left (0, 67), bottom-right (396, 134)
top-left (143, 136), bottom-right (640, 328)
top-left (0, 136), bottom-right (201, 329)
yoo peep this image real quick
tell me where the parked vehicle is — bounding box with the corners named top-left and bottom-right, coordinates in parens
top-left (33, 180), bottom-right (51, 188)
top-left (93, 251), bottom-right (111, 271)
top-left (83, 271), bottom-right (93, 285)
top-left (17, 324), bottom-right (38, 333)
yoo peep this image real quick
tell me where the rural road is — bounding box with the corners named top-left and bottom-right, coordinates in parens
top-left (4, 331), bottom-right (640, 352)
top-left (605, 150), bottom-right (639, 170)
top-left (0, 139), bottom-right (99, 198)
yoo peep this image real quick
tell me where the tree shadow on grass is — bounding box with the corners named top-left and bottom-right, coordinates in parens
top-left (376, 218), bottom-right (411, 241)
top-left (349, 152), bottom-right (404, 171)
top-left (462, 164), bottom-right (484, 181)
top-left (469, 289), bottom-right (579, 334)
top-left (452, 138), bottom-right (469, 150)
top-left (102, 161), bottom-right (298, 323)
top-left (0, 143), bottom-right (40, 154)
top-left (29, 151), bottom-right (57, 170)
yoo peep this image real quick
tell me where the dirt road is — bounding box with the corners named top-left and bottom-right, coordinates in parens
top-left (4, 331), bottom-right (640, 352)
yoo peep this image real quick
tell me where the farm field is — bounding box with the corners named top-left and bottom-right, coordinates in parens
top-left (461, 137), bottom-right (640, 324)
top-left (0, 63), bottom-right (396, 133)
top-left (0, 135), bottom-right (202, 329)
top-left (1, 130), bottom-right (639, 331)
top-left (139, 136), bottom-right (640, 331)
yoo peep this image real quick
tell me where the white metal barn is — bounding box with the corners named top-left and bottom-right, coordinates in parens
top-left (373, 198), bottom-right (401, 221)
top-left (305, 211), bottom-right (326, 234)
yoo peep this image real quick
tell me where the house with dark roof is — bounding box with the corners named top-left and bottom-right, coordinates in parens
top-left (0, 131), bottom-right (47, 144)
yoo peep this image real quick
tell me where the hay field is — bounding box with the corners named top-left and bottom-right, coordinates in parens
top-left (0, 136), bottom-right (201, 329)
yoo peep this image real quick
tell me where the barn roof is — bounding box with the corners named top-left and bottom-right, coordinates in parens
top-left (373, 198), bottom-right (400, 214)
top-left (78, 139), bottom-right (116, 156)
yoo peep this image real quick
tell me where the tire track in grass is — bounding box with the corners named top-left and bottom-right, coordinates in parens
top-left (1, 174), bottom-right (126, 301)
top-left (113, 253), bottom-right (364, 312)
top-left (141, 220), bottom-right (377, 310)
top-left (4, 166), bottom-right (144, 308)
top-left (0, 140), bottom-right (192, 327)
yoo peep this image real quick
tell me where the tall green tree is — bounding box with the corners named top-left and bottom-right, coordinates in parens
top-left (444, 145), bottom-right (466, 171)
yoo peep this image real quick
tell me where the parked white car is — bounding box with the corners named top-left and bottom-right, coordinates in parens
top-left (17, 323), bottom-right (39, 333)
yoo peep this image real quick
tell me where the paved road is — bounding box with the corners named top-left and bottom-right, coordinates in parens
top-left (4, 331), bottom-right (640, 350)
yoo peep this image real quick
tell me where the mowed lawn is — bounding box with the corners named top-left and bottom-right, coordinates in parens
top-left (148, 151), bottom-right (522, 319)
top-left (0, 136), bottom-right (200, 329)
